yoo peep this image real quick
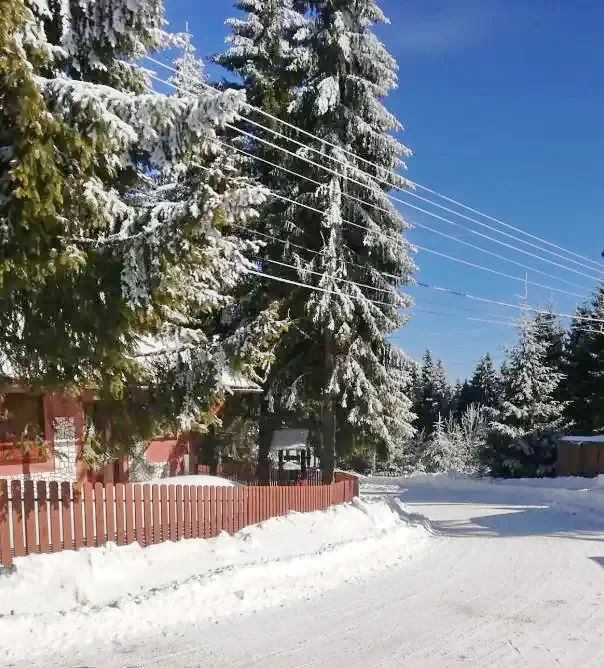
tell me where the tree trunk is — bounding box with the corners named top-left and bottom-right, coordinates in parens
top-left (320, 331), bottom-right (336, 484)
top-left (207, 425), bottom-right (221, 475)
top-left (257, 402), bottom-right (276, 484)
top-left (320, 397), bottom-right (336, 484)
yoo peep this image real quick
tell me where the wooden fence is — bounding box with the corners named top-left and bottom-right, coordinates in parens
top-left (556, 441), bottom-right (604, 477)
top-left (0, 474), bottom-right (358, 568)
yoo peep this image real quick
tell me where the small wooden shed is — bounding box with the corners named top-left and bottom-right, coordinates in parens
top-left (557, 435), bottom-right (604, 477)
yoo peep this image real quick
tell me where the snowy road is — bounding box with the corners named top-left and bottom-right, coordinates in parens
top-left (7, 475), bottom-right (604, 667)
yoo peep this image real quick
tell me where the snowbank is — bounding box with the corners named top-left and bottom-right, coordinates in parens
top-left (0, 498), bottom-right (430, 662)
top-left (363, 473), bottom-right (604, 526)
top-left (133, 474), bottom-right (237, 487)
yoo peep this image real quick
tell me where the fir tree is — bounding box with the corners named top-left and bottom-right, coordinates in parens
top-left (415, 350), bottom-right (450, 434)
top-left (564, 283), bottom-right (604, 433)
top-left (469, 353), bottom-right (500, 410)
top-left (421, 414), bottom-right (453, 473)
top-left (169, 25), bottom-right (206, 94)
top-left (488, 307), bottom-right (566, 477)
top-left (535, 304), bottom-right (566, 375)
top-left (433, 359), bottom-right (452, 416)
top-left (216, 0), bottom-right (311, 474)
top-left (456, 379), bottom-right (476, 416)
top-left (1, 2), bottom-right (281, 460)
top-left (219, 0), bottom-right (417, 481)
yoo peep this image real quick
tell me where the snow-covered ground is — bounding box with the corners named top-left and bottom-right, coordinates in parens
top-left (4, 473), bottom-right (604, 667)
top-left (0, 495), bottom-right (427, 665)
top-left (133, 474), bottom-right (238, 487)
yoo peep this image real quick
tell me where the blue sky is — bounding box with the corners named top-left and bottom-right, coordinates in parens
top-left (163, 0), bottom-right (604, 380)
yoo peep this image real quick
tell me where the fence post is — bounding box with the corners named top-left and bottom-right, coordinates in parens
top-left (37, 482), bottom-right (49, 555)
top-left (0, 480), bottom-right (11, 568)
top-left (144, 484), bottom-right (153, 546)
top-left (60, 482), bottom-right (73, 551)
top-left (176, 485), bottom-right (184, 540)
top-left (125, 483), bottom-right (134, 545)
top-left (105, 483), bottom-right (116, 545)
top-left (94, 482), bottom-right (105, 548)
top-left (83, 483), bottom-right (95, 548)
top-left (11, 481), bottom-right (24, 558)
top-left (134, 485), bottom-right (144, 547)
top-left (160, 485), bottom-right (169, 543)
top-left (183, 486), bottom-right (191, 540)
top-left (48, 482), bottom-right (61, 553)
top-left (190, 486), bottom-right (198, 539)
top-left (23, 481), bottom-right (36, 556)
top-left (115, 484), bottom-right (126, 546)
top-left (152, 485), bottom-right (161, 544)
top-left (73, 484), bottom-right (84, 549)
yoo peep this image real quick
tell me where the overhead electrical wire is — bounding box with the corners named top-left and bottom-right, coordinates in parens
top-left (191, 130), bottom-right (593, 295)
top-left (248, 255), bottom-right (604, 327)
top-left (145, 55), bottom-right (604, 274)
top-left (132, 79), bottom-right (604, 329)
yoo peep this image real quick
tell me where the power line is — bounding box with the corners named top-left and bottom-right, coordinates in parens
top-left (239, 108), bottom-right (602, 278)
top-left (149, 72), bottom-right (602, 286)
top-left (248, 254), bottom-right (604, 326)
top-left (223, 185), bottom-right (589, 302)
top-left (191, 130), bottom-right (593, 294)
top-left (144, 55), bottom-right (604, 274)
top-left (412, 281), bottom-right (604, 324)
top-left (412, 245), bottom-right (588, 300)
top-left (222, 111), bottom-right (603, 284)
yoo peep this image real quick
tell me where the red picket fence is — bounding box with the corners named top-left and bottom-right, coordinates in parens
top-left (0, 475), bottom-right (358, 568)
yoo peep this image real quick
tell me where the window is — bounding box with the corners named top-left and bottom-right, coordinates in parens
top-left (0, 393), bottom-right (46, 463)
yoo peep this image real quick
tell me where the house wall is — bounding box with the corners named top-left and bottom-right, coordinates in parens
top-left (128, 437), bottom-right (195, 482)
top-left (0, 392), bottom-right (85, 484)
top-left (0, 390), bottom-right (201, 484)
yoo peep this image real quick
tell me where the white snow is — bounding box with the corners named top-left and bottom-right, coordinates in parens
top-left (561, 434), bottom-right (604, 443)
top-left (133, 474), bottom-right (237, 488)
top-left (8, 473), bottom-right (604, 666)
top-left (0, 497), bottom-right (428, 664)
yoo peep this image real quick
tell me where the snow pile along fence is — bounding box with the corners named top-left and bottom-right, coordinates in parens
top-left (0, 474), bottom-right (358, 567)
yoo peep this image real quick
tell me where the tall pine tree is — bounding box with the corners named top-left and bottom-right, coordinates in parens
top-left (221, 0), bottom-right (417, 480)
top-left (564, 283), bottom-right (604, 434)
top-left (1, 1), bottom-right (282, 460)
top-left (488, 307), bottom-right (566, 477)
top-left (469, 353), bottom-right (500, 410)
top-left (169, 25), bottom-right (206, 94)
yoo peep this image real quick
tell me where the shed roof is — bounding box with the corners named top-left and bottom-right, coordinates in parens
top-left (560, 435), bottom-right (604, 444)
top-left (270, 428), bottom-right (309, 452)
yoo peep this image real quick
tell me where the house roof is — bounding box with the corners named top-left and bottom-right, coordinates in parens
top-left (560, 435), bottom-right (604, 443)
top-left (219, 370), bottom-right (262, 394)
top-left (136, 337), bottom-right (262, 395)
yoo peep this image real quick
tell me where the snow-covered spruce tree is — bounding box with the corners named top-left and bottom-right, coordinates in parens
top-left (535, 304), bottom-right (566, 374)
top-left (469, 353), bottom-right (501, 411)
top-left (420, 404), bottom-right (487, 474)
top-left (215, 0), bottom-right (309, 119)
top-left (272, 0), bottom-right (416, 481)
top-left (421, 414), bottom-right (453, 473)
top-left (218, 0), bottom-right (417, 482)
top-left (216, 0), bottom-right (311, 475)
top-left (415, 350), bottom-right (449, 434)
top-left (1, 2), bottom-right (281, 460)
top-left (169, 26), bottom-right (206, 94)
top-left (564, 283), bottom-right (604, 434)
top-left (487, 306), bottom-right (566, 477)
top-left (434, 359), bottom-right (452, 415)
